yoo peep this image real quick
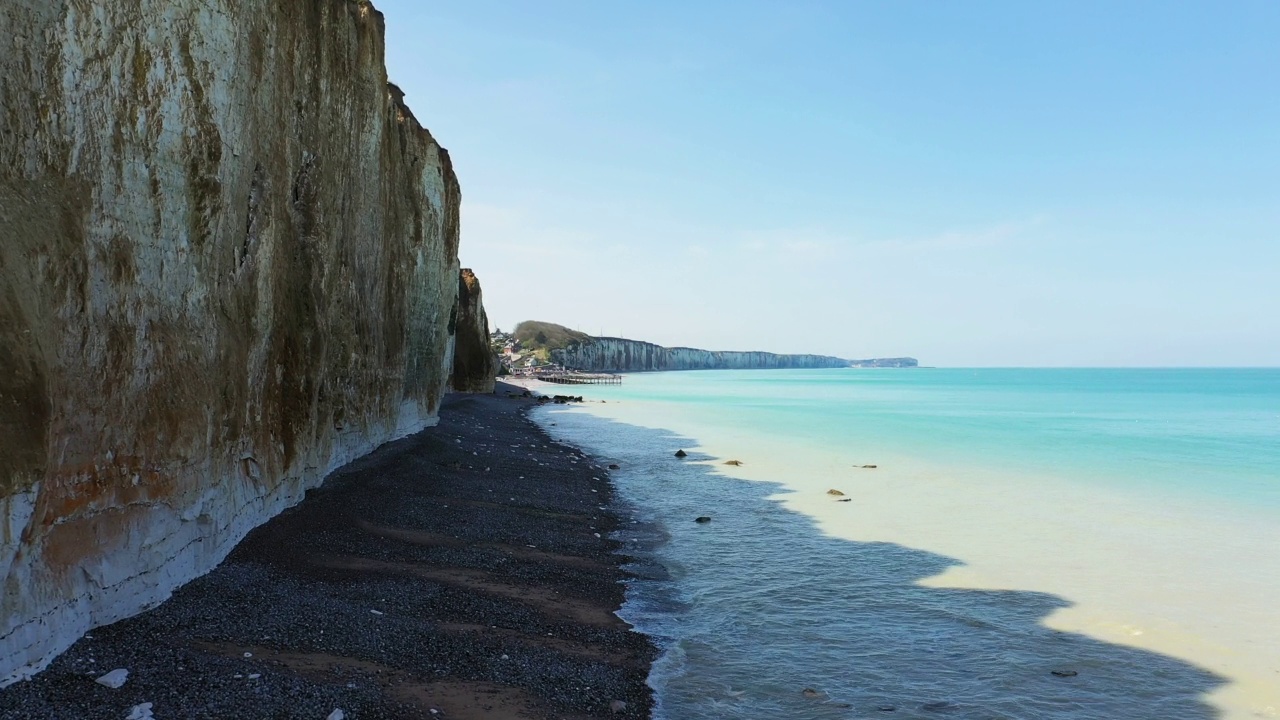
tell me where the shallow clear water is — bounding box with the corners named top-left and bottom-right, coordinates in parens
top-left (533, 368), bottom-right (1280, 719)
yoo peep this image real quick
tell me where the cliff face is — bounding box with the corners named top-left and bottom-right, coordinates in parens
top-left (551, 338), bottom-right (850, 372)
top-left (450, 269), bottom-right (496, 393)
top-left (849, 357), bottom-right (918, 368)
top-left (0, 0), bottom-right (460, 684)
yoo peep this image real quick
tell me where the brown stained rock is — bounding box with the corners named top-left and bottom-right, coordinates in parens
top-left (450, 269), bottom-right (497, 393)
top-left (827, 489), bottom-right (845, 496)
top-left (0, 1), bottom-right (461, 682)
top-left (723, 460), bottom-right (744, 466)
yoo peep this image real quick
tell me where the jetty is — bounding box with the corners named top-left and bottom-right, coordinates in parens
top-left (538, 372), bottom-right (622, 386)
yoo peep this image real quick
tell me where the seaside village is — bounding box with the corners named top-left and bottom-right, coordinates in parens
top-left (491, 329), bottom-right (567, 376)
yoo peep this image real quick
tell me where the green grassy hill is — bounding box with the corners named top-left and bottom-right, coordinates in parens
top-left (512, 321), bottom-right (592, 361)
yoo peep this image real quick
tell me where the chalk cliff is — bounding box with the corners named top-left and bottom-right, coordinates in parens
top-left (848, 357), bottom-right (918, 368)
top-left (551, 337), bottom-right (851, 372)
top-left (0, 0), bottom-right (460, 684)
top-left (450, 269), bottom-right (496, 393)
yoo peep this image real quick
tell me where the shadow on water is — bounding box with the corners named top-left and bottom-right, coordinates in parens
top-left (539, 407), bottom-right (1226, 720)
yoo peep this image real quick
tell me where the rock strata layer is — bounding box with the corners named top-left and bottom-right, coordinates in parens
top-left (0, 0), bottom-right (461, 684)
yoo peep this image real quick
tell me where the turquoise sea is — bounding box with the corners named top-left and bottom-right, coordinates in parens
top-left (533, 368), bottom-right (1280, 719)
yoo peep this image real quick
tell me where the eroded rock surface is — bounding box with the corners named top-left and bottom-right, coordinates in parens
top-left (450, 269), bottom-right (496, 393)
top-left (0, 0), bottom-right (460, 684)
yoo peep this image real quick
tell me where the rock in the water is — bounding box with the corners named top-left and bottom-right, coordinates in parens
top-left (827, 489), bottom-right (845, 496)
top-left (1051, 669), bottom-right (1078, 677)
top-left (801, 688), bottom-right (821, 698)
top-left (860, 464), bottom-right (878, 469)
top-left (724, 460), bottom-right (744, 466)
top-left (694, 516), bottom-right (712, 523)
top-left (877, 705), bottom-right (897, 712)
top-left (837, 498), bottom-right (852, 502)
top-left (608, 464), bottom-right (620, 470)
top-left (94, 669), bottom-right (129, 689)
top-left (674, 449), bottom-right (688, 458)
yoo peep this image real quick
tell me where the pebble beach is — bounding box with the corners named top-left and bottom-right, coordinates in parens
top-left (0, 383), bottom-right (653, 720)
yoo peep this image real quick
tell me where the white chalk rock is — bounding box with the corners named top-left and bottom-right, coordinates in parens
top-left (126, 702), bottom-right (154, 720)
top-left (95, 668), bottom-right (129, 688)
top-left (327, 710), bottom-right (346, 720)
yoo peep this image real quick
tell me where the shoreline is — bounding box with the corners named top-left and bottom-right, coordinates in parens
top-left (528, 370), bottom-right (1280, 719)
top-left (0, 382), bottom-right (655, 720)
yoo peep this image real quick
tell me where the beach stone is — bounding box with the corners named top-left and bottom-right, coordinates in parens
top-left (827, 489), bottom-right (845, 496)
top-left (327, 710), bottom-right (346, 720)
top-left (126, 703), bottom-right (154, 720)
top-left (610, 699), bottom-right (628, 713)
top-left (694, 516), bottom-right (712, 523)
top-left (1051, 669), bottom-right (1078, 677)
top-left (94, 668), bottom-right (129, 688)
top-left (674, 449), bottom-right (688, 458)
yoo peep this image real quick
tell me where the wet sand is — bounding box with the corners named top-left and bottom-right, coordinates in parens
top-left (0, 382), bottom-right (654, 719)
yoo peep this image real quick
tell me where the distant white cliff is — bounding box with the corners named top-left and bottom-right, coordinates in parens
top-left (546, 335), bottom-right (916, 372)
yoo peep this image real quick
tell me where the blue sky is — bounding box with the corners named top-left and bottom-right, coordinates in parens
top-left (377, 1), bottom-right (1278, 366)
